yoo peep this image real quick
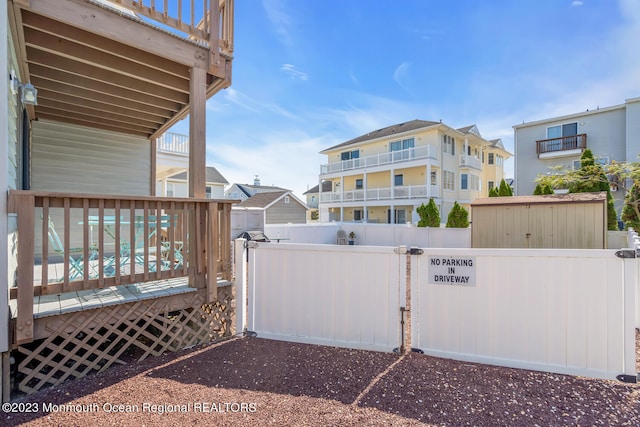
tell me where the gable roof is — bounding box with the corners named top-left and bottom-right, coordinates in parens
top-left (167, 166), bottom-right (228, 184)
top-left (303, 181), bottom-right (333, 195)
top-left (321, 119), bottom-right (441, 153)
top-left (457, 124), bottom-right (481, 137)
top-left (236, 190), bottom-right (308, 210)
top-left (229, 183), bottom-right (290, 198)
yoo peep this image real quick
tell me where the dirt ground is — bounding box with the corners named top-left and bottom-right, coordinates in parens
top-left (2, 336), bottom-right (640, 426)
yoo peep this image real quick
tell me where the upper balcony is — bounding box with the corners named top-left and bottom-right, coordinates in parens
top-left (11, 0), bottom-right (234, 139)
top-left (459, 154), bottom-right (482, 170)
top-left (320, 145), bottom-right (437, 176)
top-left (320, 184), bottom-right (441, 204)
top-left (536, 134), bottom-right (587, 159)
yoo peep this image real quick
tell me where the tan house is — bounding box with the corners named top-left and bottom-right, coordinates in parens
top-left (2, 0), bottom-right (235, 398)
top-left (318, 120), bottom-right (512, 223)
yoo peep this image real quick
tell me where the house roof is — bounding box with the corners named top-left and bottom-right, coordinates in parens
top-left (456, 124), bottom-right (481, 137)
top-left (471, 192), bottom-right (607, 207)
top-left (321, 119), bottom-right (441, 153)
top-left (236, 191), bottom-right (308, 210)
top-left (303, 181), bottom-right (333, 195)
top-left (167, 166), bottom-right (228, 184)
top-left (230, 183), bottom-right (289, 198)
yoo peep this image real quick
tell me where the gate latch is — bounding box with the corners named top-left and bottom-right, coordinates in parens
top-left (615, 249), bottom-right (638, 259)
top-left (409, 247), bottom-right (424, 255)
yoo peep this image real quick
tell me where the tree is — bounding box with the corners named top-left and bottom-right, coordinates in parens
top-left (535, 150), bottom-right (628, 231)
top-left (489, 186), bottom-right (499, 197)
top-left (498, 179), bottom-right (513, 196)
top-left (533, 183), bottom-right (554, 195)
top-left (622, 182), bottom-right (640, 230)
top-left (446, 201), bottom-right (469, 228)
top-left (417, 198), bottom-right (440, 227)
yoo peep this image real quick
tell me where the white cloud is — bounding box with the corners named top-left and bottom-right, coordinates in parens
top-left (262, 0), bottom-right (294, 46)
top-left (393, 61), bottom-right (412, 92)
top-left (571, 1), bottom-right (584, 6)
top-left (280, 64), bottom-right (309, 81)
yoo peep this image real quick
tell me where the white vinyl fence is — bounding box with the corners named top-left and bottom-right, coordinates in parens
top-left (411, 248), bottom-right (636, 381)
top-left (265, 222), bottom-right (470, 247)
top-left (244, 243), bottom-right (405, 352)
top-left (239, 240), bottom-right (638, 381)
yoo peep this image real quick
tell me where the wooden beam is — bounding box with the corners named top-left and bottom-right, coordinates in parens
top-left (23, 27), bottom-right (189, 92)
top-left (36, 87), bottom-right (167, 123)
top-left (36, 113), bottom-right (151, 138)
top-left (30, 71), bottom-right (180, 114)
top-left (188, 67), bottom-right (206, 198)
top-left (21, 10), bottom-right (190, 79)
top-left (26, 47), bottom-right (189, 104)
top-left (21, 0), bottom-right (210, 69)
top-left (15, 193), bottom-right (35, 345)
top-left (36, 106), bottom-right (155, 134)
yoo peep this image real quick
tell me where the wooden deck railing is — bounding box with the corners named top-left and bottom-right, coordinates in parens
top-left (8, 190), bottom-right (234, 344)
top-left (111, 0), bottom-right (234, 55)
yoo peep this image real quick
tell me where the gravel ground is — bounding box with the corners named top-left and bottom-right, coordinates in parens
top-left (2, 336), bottom-right (640, 426)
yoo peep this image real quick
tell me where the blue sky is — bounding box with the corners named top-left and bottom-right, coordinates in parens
top-left (170, 0), bottom-right (640, 198)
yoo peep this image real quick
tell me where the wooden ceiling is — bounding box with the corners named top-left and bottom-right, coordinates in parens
top-left (9, 1), bottom-right (229, 138)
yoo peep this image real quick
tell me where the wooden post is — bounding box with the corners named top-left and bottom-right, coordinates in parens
top-left (206, 202), bottom-right (219, 302)
top-left (188, 66), bottom-right (206, 199)
top-left (15, 193), bottom-right (35, 344)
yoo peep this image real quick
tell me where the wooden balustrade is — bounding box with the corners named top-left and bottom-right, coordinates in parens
top-left (8, 190), bottom-right (234, 344)
top-left (111, 0), bottom-right (234, 56)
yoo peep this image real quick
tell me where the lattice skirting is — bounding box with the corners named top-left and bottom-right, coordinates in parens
top-left (13, 285), bottom-right (235, 395)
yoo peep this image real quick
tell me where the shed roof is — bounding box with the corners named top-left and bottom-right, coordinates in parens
top-left (471, 192), bottom-right (607, 207)
top-left (168, 166), bottom-right (228, 184)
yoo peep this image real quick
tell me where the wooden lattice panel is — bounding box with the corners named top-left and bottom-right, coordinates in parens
top-left (14, 287), bottom-right (234, 395)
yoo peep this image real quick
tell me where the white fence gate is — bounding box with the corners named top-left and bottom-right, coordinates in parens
top-left (239, 241), bottom-right (638, 382)
top-left (244, 243), bottom-right (405, 352)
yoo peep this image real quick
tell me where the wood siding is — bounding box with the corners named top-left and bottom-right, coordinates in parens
top-left (266, 198), bottom-right (307, 224)
top-left (31, 120), bottom-right (151, 195)
top-left (472, 200), bottom-right (607, 249)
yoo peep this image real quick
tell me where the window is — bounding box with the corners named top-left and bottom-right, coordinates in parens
top-left (205, 186), bottom-right (212, 199)
top-left (311, 195), bottom-right (317, 203)
top-left (573, 156), bottom-right (609, 169)
top-left (443, 135), bottom-right (455, 155)
top-left (284, 196), bottom-right (290, 203)
top-left (394, 174), bottom-right (403, 186)
top-left (443, 170), bottom-right (455, 191)
top-left (488, 181), bottom-right (495, 191)
top-left (355, 178), bottom-right (363, 189)
top-left (166, 183), bottom-right (174, 197)
top-left (354, 209), bottom-right (363, 221)
top-left (461, 173), bottom-right (479, 191)
top-left (430, 171), bottom-right (437, 185)
top-left (547, 122), bottom-right (578, 139)
top-left (390, 137), bottom-right (414, 151)
top-left (341, 150), bottom-right (360, 160)
top-left (488, 153), bottom-right (494, 165)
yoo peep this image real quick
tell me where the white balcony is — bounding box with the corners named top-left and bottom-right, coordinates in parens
top-left (158, 132), bottom-right (189, 156)
top-left (320, 184), bottom-right (441, 203)
top-left (320, 145), bottom-right (437, 175)
top-left (459, 154), bottom-right (482, 170)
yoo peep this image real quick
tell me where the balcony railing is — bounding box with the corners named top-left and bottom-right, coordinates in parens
top-left (320, 145), bottom-right (437, 175)
top-left (157, 132), bottom-right (189, 155)
top-left (112, 0), bottom-right (234, 56)
top-left (459, 154), bottom-right (482, 170)
top-left (320, 184), bottom-right (440, 203)
top-left (536, 134), bottom-right (587, 155)
top-left (8, 190), bottom-right (234, 344)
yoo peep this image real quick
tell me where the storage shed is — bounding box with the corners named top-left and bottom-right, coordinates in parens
top-left (471, 192), bottom-right (608, 249)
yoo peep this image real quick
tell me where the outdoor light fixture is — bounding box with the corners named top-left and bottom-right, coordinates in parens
top-left (9, 71), bottom-right (38, 105)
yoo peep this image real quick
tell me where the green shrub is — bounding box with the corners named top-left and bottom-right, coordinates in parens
top-left (446, 201), bottom-right (469, 228)
top-left (417, 198), bottom-right (440, 227)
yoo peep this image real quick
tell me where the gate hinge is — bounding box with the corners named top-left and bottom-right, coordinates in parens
top-left (616, 373), bottom-right (638, 383)
top-left (615, 249), bottom-right (638, 259)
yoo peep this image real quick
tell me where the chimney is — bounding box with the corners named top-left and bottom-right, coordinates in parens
top-left (254, 174), bottom-right (261, 186)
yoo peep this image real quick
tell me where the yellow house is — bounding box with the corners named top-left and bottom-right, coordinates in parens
top-left (318, 120), bottom-right (512, 223)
